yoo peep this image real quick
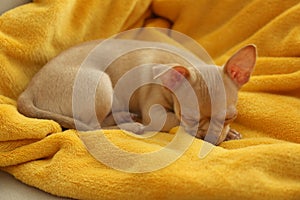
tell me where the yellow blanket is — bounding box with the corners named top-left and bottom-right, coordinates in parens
top-left (1, 0), bottom-right (300, 199)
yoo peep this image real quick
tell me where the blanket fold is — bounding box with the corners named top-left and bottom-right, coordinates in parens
top-left (0, 0), bottom-right (300, 199)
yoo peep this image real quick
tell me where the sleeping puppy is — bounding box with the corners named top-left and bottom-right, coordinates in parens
top-left (17, 39), bottom-right (256, 145)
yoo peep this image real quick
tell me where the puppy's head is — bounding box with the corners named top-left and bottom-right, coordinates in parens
top-left (153, 45), bottom-right (257, 141)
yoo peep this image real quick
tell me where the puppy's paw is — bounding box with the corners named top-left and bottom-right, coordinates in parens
top-left (225, 129), bottom-right (242, 141)
top-left (118, 122), bottom-right (145, 134)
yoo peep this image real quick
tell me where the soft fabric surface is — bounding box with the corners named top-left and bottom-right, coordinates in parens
top-left (1, 0), bottom-right (300, 199)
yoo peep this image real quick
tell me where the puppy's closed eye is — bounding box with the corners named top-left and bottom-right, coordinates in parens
top-left (225, 114), bottom-right (237, 124)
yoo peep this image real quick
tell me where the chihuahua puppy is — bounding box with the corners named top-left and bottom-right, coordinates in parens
top-left (17, 39), bottom-right (256, 145)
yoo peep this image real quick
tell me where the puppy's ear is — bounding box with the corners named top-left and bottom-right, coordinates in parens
top-left (224, 44), bottom-right (257, 87)
top-left (153, 64), bottom-right (190, 90)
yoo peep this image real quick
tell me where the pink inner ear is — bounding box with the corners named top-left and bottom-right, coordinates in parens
top-left (225, 45), bottom-right (257, 87)
top-left (228, 65), bottom-right (251, 86)
top-left (173, 66), bottom-right (190, 77)
top-left (161, 66), bottom-right (190, 90)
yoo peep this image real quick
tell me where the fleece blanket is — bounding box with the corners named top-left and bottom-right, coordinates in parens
top-left (1, 0), bottom-right (300, 199)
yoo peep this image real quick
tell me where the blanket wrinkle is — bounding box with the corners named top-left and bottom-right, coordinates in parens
top-left (1, 0), bottom-right (300, 199)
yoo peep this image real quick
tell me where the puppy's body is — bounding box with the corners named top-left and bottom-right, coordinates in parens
top-left (17, 39), bottom-right (256, 144)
